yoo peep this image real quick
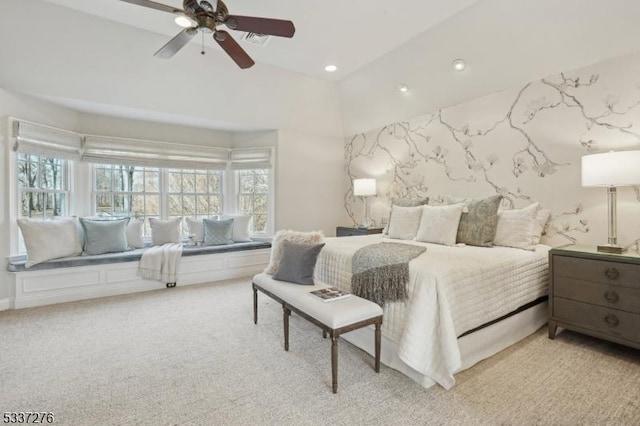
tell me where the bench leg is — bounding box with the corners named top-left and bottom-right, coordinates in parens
top-left (283, 305), bottom-right (291, 351)
top-left (331, 334), bottom-right (339, 393)
top-left (253, 285), bottom-right (258, 325)
top-left (374, 321), bottom-right (381, 373)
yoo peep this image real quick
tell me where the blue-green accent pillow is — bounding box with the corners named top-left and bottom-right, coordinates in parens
top-left (273, 241), bottom-right (326, 285)
top-left (80, 217), bottom-right (130, 255)
top-left (203, 218), bottom-right (234, 246)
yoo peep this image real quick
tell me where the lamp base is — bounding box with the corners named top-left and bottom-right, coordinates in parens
top-left (597, 244), bottom-right (626, 254)
top-left (359, 217), bottom-right (374, 229)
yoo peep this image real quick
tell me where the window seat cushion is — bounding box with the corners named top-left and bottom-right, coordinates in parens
top-left (7, 241), bottom-right (271, 273)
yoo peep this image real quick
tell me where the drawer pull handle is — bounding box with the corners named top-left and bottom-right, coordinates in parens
top-left (604, 268), bottom-right (620, 280)
top-left (604, 314), bottom-right (620, 327)
top-left (604, 291), bottom-right (619, 303)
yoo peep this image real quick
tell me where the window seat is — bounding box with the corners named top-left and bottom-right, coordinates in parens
top-left (7, 241), bottom-right (272, 310)
top-left (7, 241), bottom-right (271, 273)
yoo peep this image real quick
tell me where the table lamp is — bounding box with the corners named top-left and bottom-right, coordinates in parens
top-left (582, 150), bottom-right (640, 253)
top-left (353, 178), bottom-right (376, 228)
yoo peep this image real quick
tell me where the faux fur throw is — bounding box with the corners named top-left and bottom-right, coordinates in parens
top-left (351, 242), bottom-right (426, 306)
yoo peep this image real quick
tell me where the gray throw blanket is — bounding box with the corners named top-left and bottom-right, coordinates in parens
top-left (351, 242), bottom-right (426, 306)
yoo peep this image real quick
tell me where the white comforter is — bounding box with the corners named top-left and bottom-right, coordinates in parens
top-left (313, 235), bottom-right (549, 389)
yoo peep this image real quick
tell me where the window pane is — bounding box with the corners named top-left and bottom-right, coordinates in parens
top-left (255, 172), bottom-right (269, 193)
top-left (132, 195), bottom-right (145, 216)
top-left (96, 194), bottom-right (113, 215)
top-left (209, 195), bottom-right (221, 214)
top-left (253, 214), bottom-right (267, 233)
top-left (183, 173), bottom-right (195, 193)
top-left (96, 167), bottom-right (112, 191)
top-left (240, 173), bottom-right (254, 193)
top-left (168, 172), bottom-right (182, 192)
top-left (239, 195), bottom-right (253, 212)
top-left (21, 192), bottom-right (43, 217)
top-left (195, 174), bottom-right (208, 193)
top-left (145, 195), bottom-right (160, 216)
top-left (183, 195), bottom-right (196, 215)
top-left (168, 194), bottom-right (182, 216)
top-left (253, 195), bottom-right (267, 214)
top-left (132, 170), bottom-right (145, 192)
top-left (146, 171), bottom-right (159, 192)
top-left (208, 173), bottom-right (221, 193)
top-left (44, 193), bottom-right (65, 217)
top-left (196, 195), bottom-right (209, 214)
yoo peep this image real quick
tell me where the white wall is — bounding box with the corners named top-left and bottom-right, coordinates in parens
top-left (338, 0), bottom-right (640, 136)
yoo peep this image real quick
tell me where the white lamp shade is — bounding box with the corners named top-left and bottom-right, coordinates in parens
top-left (353, 178), bottom-right (376, 196)
top-left (582, 151), bottom-right (640, 187)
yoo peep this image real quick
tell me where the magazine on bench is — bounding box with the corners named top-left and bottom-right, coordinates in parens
top-left (310, 287), bottom-right (351, 302)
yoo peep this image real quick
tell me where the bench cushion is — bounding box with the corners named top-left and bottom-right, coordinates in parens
top-left (253, 273), bottom-right (382, 329)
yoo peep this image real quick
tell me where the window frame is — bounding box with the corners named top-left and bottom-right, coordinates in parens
top-left (233, 168), bottom-right (274, 237)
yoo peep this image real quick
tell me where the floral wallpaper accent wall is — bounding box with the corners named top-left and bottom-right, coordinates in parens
top-left (345, 52), bottom-right (640, 248)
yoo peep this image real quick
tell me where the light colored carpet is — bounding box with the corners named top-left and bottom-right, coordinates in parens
top-left (1, 278), bottom-right (639, 425)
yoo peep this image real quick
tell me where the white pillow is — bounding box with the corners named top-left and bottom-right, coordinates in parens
top-left (221, 214), bottom-right (253, 242)
top-left (387, 205), bottom-right (424, 240)
top-left (415, 204), bottom-right (465, 245)
top-left (494, 203), bottom-right (539, 250)
top-left (149, 217), bottom-right (182, 246)
top-left (17, 218), bottom-right (83, 268)
top-left (127, 219), bottom-right (145, 249)
top-left (532, 208), bottom-right (551, 245)
top-left (185, 216), bottom-right (219, 243)
top-left (264, 230), bottom-right (324, 275)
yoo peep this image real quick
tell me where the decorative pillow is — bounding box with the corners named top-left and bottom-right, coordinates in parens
top-left (273, 241), bottom-right (325, 285)
top-left (387, 205), bottom-right (424, 240)
top-left (203, 218), bottom-right (234, 246)
top-left (80, 217), bottom-right (130, 255)
top-left (127, 219), bottom-right (145, 249)
top-left (448, 195), bottom-right (502, 247)
top-left (264, 230), bottom-right (325, 275)
top-left (384, 197), bottom-right (429, 234)
top-left (221, 214), bottom-right (253, 242)
top-left (532, 208), bottom-right (551, 245)
top-left (493, 203), bottom-right (539, 250)
top-left (149, 217), bottom-right (182, 246)
top-left (415, 204), bottom-right (465, 245)
top-left (17, 218), bottom-right (83, 268)
top-left (186, 216), bottom-right (219, 244)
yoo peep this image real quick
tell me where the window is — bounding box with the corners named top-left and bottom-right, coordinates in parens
top-left (17, 153), bottom-right (69, 218)
top-left (167, 168), bottom-right (223, 234)
top-left (93, 164), bottom-right (224, 237)
top-left (237, 169), bottom-right (271, 234)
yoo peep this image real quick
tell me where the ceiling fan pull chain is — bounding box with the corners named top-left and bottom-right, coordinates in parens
top-left (201, 31), bottom-right (205, 55)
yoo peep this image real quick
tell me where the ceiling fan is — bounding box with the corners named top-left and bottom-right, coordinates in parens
top-left (119, 0), bottom-right (295, 69)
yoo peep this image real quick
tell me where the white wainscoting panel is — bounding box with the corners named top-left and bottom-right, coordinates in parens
top-left (9, 249), bottom-right (270, 309)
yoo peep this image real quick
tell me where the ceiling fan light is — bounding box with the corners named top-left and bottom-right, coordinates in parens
top-left (175, 15), bottom-right (197, 28)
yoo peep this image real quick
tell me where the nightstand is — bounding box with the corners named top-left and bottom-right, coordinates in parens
top-left (336, 227), bottom-right (384, 237)
top-left (548, 245), bottom-right (640, 349)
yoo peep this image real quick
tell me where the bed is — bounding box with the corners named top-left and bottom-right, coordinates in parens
top-left (313, 234), bottom-right (550, 389)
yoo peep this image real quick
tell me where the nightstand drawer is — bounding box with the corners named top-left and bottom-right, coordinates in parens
top-left (554, 277), bottom-right (640, 314)
top-left (554, 297), bottom-right (640, 343)
top-left (553, 255), bottom-right (640, 289)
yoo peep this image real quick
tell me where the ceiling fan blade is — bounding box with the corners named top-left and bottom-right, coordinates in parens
top-left (214, 30), bottom-right (255, 69)
top-left (154, 28), bottom-right (197, 59)
top-left (119, 0), bottom-right (182, 14)
top-left (225, 16), bottom-right (295, 38)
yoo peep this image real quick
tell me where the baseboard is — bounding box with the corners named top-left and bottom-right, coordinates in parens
top-left (0, 298), bottom-right (11, 311)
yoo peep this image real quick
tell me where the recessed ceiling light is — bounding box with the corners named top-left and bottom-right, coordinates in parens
top-left (175, 15), bottom-right (197, 28)
top-left (324, 65), bottom-right (338, 72)
top-left (452, 59), bottom-right (466, 71)
top-left (398, 84), bottom-right (409, 93)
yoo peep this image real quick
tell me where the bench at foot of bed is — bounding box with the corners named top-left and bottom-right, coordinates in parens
top-left (252, 272), bottom-right (383, 393)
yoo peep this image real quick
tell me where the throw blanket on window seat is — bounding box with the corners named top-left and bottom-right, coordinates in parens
top-left (138, 243), bottom-right (183, 283)
top-left (351, 242), bottom-right (426, 306)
